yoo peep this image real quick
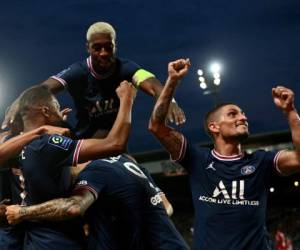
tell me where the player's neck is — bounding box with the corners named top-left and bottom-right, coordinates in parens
top-left (214, 141), bottom-right (242, 156)
top-left (23, 118), bottom-right (45, 133)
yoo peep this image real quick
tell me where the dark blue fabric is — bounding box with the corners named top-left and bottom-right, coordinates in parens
top-left (75, 155), bottom-right (189, 250)
top-left (177, 141), bottom-right (278, 250)
top-left (54, 57), bottom-right (140, 138)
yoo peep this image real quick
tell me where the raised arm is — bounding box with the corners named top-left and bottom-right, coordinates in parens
top-left (5, 191), bottom-right (95, 225)
top-left (272, 86), bottom-right (300, 175)
top-left (0, 125), bottom-right (70, 166)
top-left (41, 78), bottom-right (65, 94)
top-left (77, 81), bottom-right (136, 163)
top-left (148, 59), bottom-right (190, 160)
top-left (138, 76), bottom-right (186, 125)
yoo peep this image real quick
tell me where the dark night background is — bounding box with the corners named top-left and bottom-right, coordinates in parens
top-left (1, 0), bottom-right (299, 152)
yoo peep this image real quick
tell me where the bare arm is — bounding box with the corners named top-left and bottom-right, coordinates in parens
top-left (0, 125), bottom-right (70, 166)
top-left (138, 76), bottom-right (186, 125)
top-left (41, 78), bottom-right (65, 94)
top-left (160, 193), bottom-right (174, 216)
top-left (5, 191), bottom-right (95, 225)
top-left (77, 81), bottom-right (136, 163)
top-left (272, 86), bottom-right (300, 175)
top-left (149, 59), bottom-right (190, 160)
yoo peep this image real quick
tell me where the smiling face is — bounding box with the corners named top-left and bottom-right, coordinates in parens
top-left (87, 33), bottom-right (116, 73)
top-left (207, 104), bottom-right (249, 142)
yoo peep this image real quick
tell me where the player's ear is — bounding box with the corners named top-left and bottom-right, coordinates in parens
top-left (41, 106), bottom-right (50, 118)
top-left (208, 121), bottom-right (219, 134)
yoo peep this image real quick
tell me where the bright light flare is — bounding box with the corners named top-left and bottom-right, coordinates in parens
top-left (270, 187), bottom-right (275, 193)
top-left (213, 78), bottom-right (221, 85)
top-left (197, 69), bottom-right (203, 76)
top-left (210, 63), bottom-right (221, 74)
top-left (200, 82), bottom-right (207, 89)
top-left (198, 76), bottom-right (205, 82)
top-left (294, 181), bottom-right (299, 187)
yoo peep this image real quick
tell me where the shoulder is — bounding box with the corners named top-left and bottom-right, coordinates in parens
top-left (56, 59), bottom-right (88, 77)
top-left (249, 149), bottom-right (279, 160)
top-left (117, 57), bottom-right (141, 72)
top-left (27, 134), bottom-right (75, 152)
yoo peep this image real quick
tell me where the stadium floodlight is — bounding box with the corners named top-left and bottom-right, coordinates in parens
top-left (210, 63), bottom-right (221, 74)
top-left (198, 76), bottom-right (205, 82)
top-left (270, 187), bottom-right (275, 193)
top-left (213, 72), bottom-right (220, 79)
top-left (197, 69), bottom-right (203, 76)
top-left (197, 61), bottom-right (223, 104)
top-left (200, 82), bottom-right (207, 89)
top-left (213, 78), bottom-right (221, 86)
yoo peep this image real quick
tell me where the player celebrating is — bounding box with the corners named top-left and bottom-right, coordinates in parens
top-left (3, 81), bottom-right (135, 249)
top-left (2, 21), bottom-right (185, 139)
top-left (6, 154), bottom-right (189, 250)
top-left (148, 58), bottom-right (300, 249)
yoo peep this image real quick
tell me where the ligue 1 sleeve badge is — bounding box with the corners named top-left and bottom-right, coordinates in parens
top-left (48, 135), bottom-right (72, 150)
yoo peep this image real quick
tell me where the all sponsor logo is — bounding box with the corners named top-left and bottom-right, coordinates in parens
top-left (199, 180), bottom-right (259, 206)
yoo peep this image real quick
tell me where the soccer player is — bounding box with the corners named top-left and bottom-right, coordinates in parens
top-left (3, 81), bottom-right (135, 249)
top-left (148, 58), bottom-right (300, 249)
top-left (2, 21), bottom-right (185, 138)
top-left (6, 154), bottom-right (189, 250)
top-left (0, 125), bottom-right (72, 249)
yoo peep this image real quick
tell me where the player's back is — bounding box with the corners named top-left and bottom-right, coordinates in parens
top-left (76, 155), bottom-right (189, 250)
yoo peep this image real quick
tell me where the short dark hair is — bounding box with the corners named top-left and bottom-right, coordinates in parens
top-left (203, 102), bottom-right (236, 138)
top-left (19, 85), bottom-right (53, 117)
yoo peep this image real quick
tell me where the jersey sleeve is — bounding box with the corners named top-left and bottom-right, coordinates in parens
top-left (35, 134), bottom-right (83, 168)
top-left (139, 166), bottom-right (162, 194)
top-left (72, 164), bottom-right (109, 200)
top-left (259, 150), bottom-right (282, 174)
top-left (50, 62), bottom-right (84, 89)
top-left (170, 136), bottom-right (208, 173)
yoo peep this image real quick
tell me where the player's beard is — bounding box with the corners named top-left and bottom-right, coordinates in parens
top-left (236, 131), bottom-right (249, 143)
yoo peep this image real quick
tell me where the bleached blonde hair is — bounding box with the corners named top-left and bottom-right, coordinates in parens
top-left (86, 22), bottom-right (116, 42)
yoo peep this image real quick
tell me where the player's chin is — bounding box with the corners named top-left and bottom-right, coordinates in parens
top-left (236, 131), bottom-right (249, 142)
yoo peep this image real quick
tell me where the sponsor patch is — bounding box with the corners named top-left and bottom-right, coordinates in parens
top-left (48, 135), bottom-right (72, 150)
top-left (241, 165), bottom-right (256, 175)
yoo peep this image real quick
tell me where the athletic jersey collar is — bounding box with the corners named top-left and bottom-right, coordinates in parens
top-left (211, 149), bottom-right (244, 161)
top-left (86, 56), bottom-right (116, 80)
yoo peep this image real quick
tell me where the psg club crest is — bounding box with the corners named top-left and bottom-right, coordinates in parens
top-left (241, 165), bottom-right (256, 175)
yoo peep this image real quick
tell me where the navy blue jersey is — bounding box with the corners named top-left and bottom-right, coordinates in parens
top-left (15, 134), bottom-right (82, 205)
top-left (174, 138), bottom-right (281, 250)
top-left (10, 134), bottom-right (85, 250)
top-left (74, 155), bottom-right (189, 250)
top-left (0, 135), bottom-right (25, 249)
top-left (0, 224), bottom-right (26, 250)
top-left (52, 57), bottom-right (141, 138)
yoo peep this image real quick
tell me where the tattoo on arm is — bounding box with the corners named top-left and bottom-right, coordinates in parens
top-left (21, 192), bottom-right (95, 221)
top-left (150, 77), bottom-right (183, 159)
top-left (159, 129), bottom-right (183, 159)
top-left (155, 103), bottom-right (169, 124)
